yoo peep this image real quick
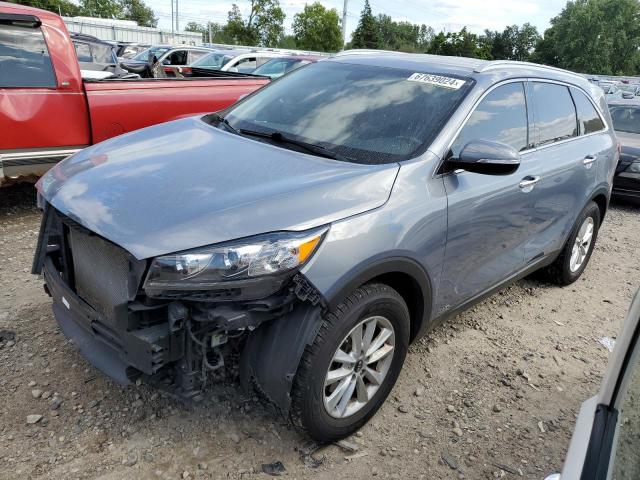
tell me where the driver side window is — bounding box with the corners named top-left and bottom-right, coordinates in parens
top-left (451, 82), bottom-right (528, 158)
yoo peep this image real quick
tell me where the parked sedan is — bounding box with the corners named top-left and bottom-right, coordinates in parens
top-left (545, 288), bottom-right (640, 480)
top-left (609, 100), bottom-right (640, 203)
top-left (119, 44), bottom-right (172, 77)
top-left (602, 83), bottom-right (623, 100)
top-left (251, 55), bottom-right (322, 79)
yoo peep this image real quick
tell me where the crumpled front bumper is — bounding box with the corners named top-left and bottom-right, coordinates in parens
top-left (44, 256), bottom-right (136, 385)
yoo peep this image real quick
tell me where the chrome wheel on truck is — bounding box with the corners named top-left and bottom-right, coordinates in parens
top-left (323, 315), bottom-right (395, 418)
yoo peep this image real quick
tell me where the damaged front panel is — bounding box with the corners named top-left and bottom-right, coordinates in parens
top-left (34, 205), bottom-right (326, 404)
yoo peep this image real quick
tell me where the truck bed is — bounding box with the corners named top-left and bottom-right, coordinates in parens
top-left (84, 76), bottom-right (269, 143)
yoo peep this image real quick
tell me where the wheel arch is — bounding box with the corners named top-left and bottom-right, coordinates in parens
top-left (590, 189), bottom-right (609, 223)
top-left (322, 255), bottom-right (433, 343)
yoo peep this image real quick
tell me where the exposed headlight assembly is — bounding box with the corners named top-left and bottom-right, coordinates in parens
top-left (143, 226), bottom-right (328, 293)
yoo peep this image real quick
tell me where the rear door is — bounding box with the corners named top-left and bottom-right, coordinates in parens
top-left (523, 81), bottom-right (610, 263)
top-left (0, 14), bottom-right (90, 180)
top-left (439, 81), bottom-right (539, 311)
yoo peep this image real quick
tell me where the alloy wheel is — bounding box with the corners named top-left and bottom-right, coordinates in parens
top-left (570, 216), bottom-right (595, 273)
top-left (323, 315), bottom-right (395, 419)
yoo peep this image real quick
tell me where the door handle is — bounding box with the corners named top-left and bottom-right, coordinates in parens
top-left (519, 176), bottom-right (541, 192)
top-left (583, 155), bottom-right (597, 167)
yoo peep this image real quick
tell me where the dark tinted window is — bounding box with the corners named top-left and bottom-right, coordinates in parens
top-left (571, 88), bottom-right (605, 134)
top-left (223, 62), bottom-right (473, 165)
top-left (451, 82), bottom-right (528, 157)
top-left (532, 82), bottom-right (578, 146)
top-left (609, 105), bottom-right (640, 134)
top-left (0, 23), bottom-right (56, 88)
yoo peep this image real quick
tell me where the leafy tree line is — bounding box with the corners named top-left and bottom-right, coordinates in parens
top-left (350, 0), bottom-right (540, 61)
top-left (185, 0), bottom-right (343, 51)
top-left (350, 0), bottom-right (640, 74)
top-left (9, 0), bottom-right (157, 27)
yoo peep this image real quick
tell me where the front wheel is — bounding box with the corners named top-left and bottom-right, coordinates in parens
top-left (536, 201), bottom-right (601, 285)
top-left (290, 283), bottom-right (410, 442)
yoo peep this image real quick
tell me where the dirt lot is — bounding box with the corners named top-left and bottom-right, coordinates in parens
top-left (0, 183), bottom-right (639, 480)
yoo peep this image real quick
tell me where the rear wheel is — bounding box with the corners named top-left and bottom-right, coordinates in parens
top-left (290, 283), bottom-right (410, 442)
top-left (536, 201), bottom-right (600, 285)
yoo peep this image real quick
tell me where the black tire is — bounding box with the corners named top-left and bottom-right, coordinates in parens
top-left (290, 283), bottom-right (410, 442)
top-left (536, 201), bottom-right (601, 285)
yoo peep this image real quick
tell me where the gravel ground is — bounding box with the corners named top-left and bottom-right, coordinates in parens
top-left (1, 183), bottom-right (639, 480)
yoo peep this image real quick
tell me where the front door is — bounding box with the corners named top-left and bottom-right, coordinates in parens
top-left (438, 81), bottom-right (539, 312)
top-left (0, 15), bottom-right (90, 180)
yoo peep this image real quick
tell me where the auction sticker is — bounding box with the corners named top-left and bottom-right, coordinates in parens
top-left (407, 73), bottom-right (466, 90)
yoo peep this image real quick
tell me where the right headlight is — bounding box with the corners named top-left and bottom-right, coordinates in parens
top-left (143, 226), bottom-right (328, 292)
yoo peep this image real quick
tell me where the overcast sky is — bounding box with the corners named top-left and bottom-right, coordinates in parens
top-left (147, 0), bottom-right (568, 39)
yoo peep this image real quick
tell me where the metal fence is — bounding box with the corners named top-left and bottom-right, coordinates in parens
top-left (62, 16), bottom-right (202, 45)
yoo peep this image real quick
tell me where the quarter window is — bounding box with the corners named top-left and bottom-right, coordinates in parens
top-left (571, 88), bottom-right (605, 135)
top-left (0, 22), bottom-right (56, 88)
top-left (532, 82), bottom-right (578, 146)
top-left (451, 82), bottom-right (528, 157)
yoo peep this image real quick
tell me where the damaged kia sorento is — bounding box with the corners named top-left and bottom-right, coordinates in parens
top-left (33, 52), bottom-right (617, 441)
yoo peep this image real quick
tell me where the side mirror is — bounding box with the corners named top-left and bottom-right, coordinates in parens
top-left (448, 139), bottom-right (521, 175)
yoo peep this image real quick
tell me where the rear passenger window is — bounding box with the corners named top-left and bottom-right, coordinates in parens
top-left (532, 82), bottom-right (578, 146)
top-left (0, 22), bottom-right (56, 88)
top-left (451, 82), bottom-right (528, 157)
top-left (74, 42), bottom-right (92, 62)
top-left (571, 88), bottom-right (605, 134)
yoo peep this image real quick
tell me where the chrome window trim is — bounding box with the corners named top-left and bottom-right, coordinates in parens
top-left (433, 77), bottom-right (609, 178)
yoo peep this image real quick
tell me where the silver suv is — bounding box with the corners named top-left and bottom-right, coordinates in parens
top-left (33, 53), bottom-right (618, 441)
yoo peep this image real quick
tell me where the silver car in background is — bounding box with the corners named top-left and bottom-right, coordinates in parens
top-left (33, 53), bottom-right (618, 441)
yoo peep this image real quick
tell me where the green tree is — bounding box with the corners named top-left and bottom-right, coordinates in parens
top-left (8, 0), bottom-right (81, 15)
top-left (351, 0), bottom-right (379, 49)
top-left (480, 23), bottom-right (540, 61)
top-left (278, 34), bottom-right (297, 48)
top-left (119, 0), bottom-right (156, 27)
top-left (79, 0), bottom-right (123, 19)
top-left (539, 0), bottom-right (640, 74)
top-left (223, 0), bottom-right (285, 47)
top-left (428, 27), bottom-right (490, 59)
top-left (292, 2), bottom-right (342, 52)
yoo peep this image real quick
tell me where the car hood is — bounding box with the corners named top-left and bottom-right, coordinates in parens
top-left (38, 117), bottom-right (399, 259)
top-left (616, 131), bottom-right (640, 149)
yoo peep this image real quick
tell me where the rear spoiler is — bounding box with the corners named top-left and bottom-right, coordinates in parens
top-left (0, 13), bottom-right (41, 28)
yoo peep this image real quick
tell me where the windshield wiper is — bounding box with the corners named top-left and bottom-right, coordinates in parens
top-left (213, 113), bottom-right (240, 135)
top-left (238, 128), bottom-right (351, 162)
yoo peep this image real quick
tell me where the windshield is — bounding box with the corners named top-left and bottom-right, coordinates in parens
top-left (603, 84), bottom-right (618, 94)
top-left (609, 105), bottom-right (640, 134)
top-left (621, 84), bottom-right (639, 93)
top-left (133, 46), bottom-right (169, 61)
top-left (192, 52), bottom-right (233, 69)
top-left (221, 61), bottom-right (473, 165)
top-left (253, 58), bottom-right (310, 78)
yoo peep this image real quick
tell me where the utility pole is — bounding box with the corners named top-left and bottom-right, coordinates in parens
top-left (209, 23), bottom-right (213, 44)
top-left (341, 0), bottom-right (348, 46)
top-left (171, 0), bottom-right (174, 35)
top-left (175, 0), bottom-right (179, 32)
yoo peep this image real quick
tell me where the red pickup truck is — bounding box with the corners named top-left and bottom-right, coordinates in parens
top-left (0, 2), bottom-right (269, 185)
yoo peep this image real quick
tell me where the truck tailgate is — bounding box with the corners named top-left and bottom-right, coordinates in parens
top-left (84, 77), bottom-right (268, 143)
